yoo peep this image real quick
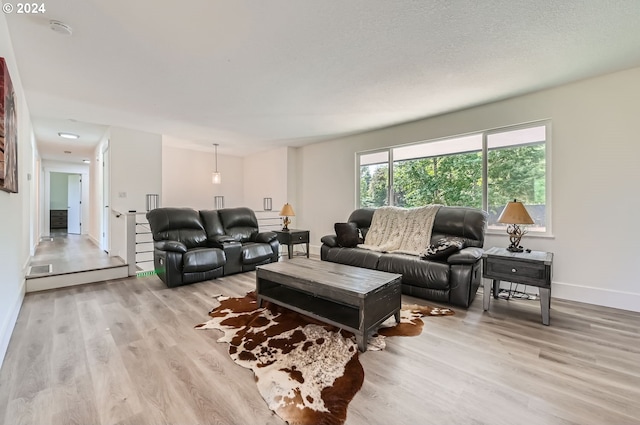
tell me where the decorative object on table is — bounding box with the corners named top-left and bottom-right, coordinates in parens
top-left (214, 195), bottom-right (224, 210)
top-left (497, 199), bottom-right (534, 252)
top-left (279, 202), bottom-right (295, 231)
top-left (196, 291), bottom-right (453, 425)
top-left (263, 197), bottom-right (272, 211)
top-left (211, 143), bottom-right (221, 184)
top-left (0, 57), bottom-right (18, 194)
top-left (145, 194), bottom-right (159, 211)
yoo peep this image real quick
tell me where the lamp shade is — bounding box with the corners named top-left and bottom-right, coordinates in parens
top-left (497, 200), bottom-right (534, 225)
top-left (279, 203), bottom-right (295, 217)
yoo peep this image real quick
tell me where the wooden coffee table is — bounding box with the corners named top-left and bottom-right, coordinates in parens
top-left (256, 258), bottom-right (402, 352)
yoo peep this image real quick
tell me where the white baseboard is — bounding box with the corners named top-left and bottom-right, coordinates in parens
top-left (0, 279), bottom-right (25, 369)
top-left (88, 234), bottom-right (101, 247)
top-left (552, 281), bottom-right (640, 313)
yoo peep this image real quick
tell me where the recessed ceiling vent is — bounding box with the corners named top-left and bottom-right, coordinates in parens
top-left (49, 20), bottom-right (73, 36)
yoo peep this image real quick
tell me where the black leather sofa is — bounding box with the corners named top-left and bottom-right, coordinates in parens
top-left (147, 207), bottom-right (279, 287)
top-left (321, 206), bottom-right (487, 307)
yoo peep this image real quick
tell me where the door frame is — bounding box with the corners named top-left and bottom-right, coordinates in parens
top-left (41, 165), bottom-right (89, 237)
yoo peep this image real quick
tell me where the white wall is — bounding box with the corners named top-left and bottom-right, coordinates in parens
top-left (162, 138), bottom-right (244, 210)
top-left (295, 66), bottom-right (640, 312)
top-left (109, 127), bottom-right (162, 259)
top-left (0, 12), bottom-right (36, 366)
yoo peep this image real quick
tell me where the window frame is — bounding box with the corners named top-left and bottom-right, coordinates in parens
top-left (356, 120), bottom-right (552, 236)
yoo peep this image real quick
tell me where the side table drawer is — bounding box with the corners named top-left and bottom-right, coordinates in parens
top-left (485, 259), bottom-right (548, 286)
top-left (291, 232), bottom-right (309, 243)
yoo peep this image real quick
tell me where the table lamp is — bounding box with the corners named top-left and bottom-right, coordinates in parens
top-left (497, 199), bottom-right (534, 252)
top-left (279, 203), bottom-right (295, 231)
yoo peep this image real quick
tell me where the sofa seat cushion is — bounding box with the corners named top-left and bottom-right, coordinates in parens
top-left (183, 248), bottom-right (225, 273)
top-left (242, 243), bottom-right (274, 265)
top-left (378, 253), bottom-right (450, 290)
top-left (325, 247), bottom-right (383, 270)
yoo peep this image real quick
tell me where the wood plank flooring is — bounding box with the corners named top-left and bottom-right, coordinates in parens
top-left (1, 261), bottom-right (639, 425)
top-left (28, 233), bottom-right (125, 278)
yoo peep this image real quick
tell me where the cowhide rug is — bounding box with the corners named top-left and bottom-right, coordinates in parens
top-left (195, 292), bottom-right (453, 425)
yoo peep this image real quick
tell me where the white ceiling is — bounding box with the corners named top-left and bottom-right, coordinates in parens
top-left (6, 0), bottom-right (640, 161)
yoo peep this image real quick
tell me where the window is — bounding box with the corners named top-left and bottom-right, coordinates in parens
top-left (487, 125), bottom-right (547, 231)
top-left (392, 134), bottom-right (482, 208)
top-left (359, 150), bottom-right (389, 207)
top-left (357, 121), bottom-right (549, 234)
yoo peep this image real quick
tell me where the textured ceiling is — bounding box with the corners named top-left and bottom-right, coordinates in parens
top-left (5, 0), bottom-right (640, 161)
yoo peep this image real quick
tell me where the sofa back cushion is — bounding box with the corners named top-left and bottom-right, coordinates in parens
top-left (146, 208), bottom-right (208, 249)
top-left (218, 207), bottom-right (259, 242)
top-left (199, 210), bottom-right (225, 237)
top-left (430, 207), bottom-right (487, 248)
top-left (346, 206), bottom-right (486, 248)
top-left (347, 208), bottom-right (375, 239)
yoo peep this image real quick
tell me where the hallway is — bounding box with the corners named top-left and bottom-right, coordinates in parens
top-left (27, 233), bottom-right (125, 280)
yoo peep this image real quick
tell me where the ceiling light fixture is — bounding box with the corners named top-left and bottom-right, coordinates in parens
top-left (49, 20), bottom-right (73, 36)
top-left (58, 132), bottom-right (79, 139)
top-left (212, 143), bottom-right (221, 184)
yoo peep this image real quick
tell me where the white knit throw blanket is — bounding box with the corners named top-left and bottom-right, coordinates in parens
top-left (358, 205), bottom-right (442, 256)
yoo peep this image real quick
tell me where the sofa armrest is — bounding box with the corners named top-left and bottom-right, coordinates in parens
top-left (155, 240), bottom-right (187, 253)
top-left (447, 247), bottom-right (483, 265)
top-left (320, 234), bottom-right (338, 247)
top-left (256, 231), bottom-right (278, 244)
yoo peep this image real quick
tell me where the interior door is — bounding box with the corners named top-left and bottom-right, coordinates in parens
top-left (102, 145), bottom-right (110, 253)
top-left (67, 174), bottom-right (82, 234)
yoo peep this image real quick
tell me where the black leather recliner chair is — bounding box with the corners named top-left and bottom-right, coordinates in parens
top-left (147, 207), bottom-right (279, 288)
top-left (200, 207), bottom-right (279, 275)
top-left (146, 207), bottom-right (226, 288)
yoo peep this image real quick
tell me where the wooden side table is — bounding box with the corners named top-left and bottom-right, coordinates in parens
top-left (274, 229), bottom-right (310, 259)
top-left (482, 247), bottom-right (553, 325)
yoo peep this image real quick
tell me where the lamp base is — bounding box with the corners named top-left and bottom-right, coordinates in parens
top-left (506, 224), bottom-right (526, 253)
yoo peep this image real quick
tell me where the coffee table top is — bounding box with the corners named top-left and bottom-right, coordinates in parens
top-left (256, 258), bottom-right (401, 297)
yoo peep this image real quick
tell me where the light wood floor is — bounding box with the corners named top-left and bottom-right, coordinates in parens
top-left (1, 261), bottom-right (639, 425)
top-left (28, 233), bottom-right (125, 277)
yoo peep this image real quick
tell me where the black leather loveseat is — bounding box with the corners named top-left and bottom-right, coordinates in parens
top-left (321, 206), bottom-right (487, 307)
top-left (147, 207), bottom-right (279, 287)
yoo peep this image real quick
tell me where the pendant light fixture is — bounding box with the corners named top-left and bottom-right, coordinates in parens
top-left (212, 143), bottom-right (221, 184)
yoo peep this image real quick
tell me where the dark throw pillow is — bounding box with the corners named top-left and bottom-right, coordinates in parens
top-left (335, 222), bottom-right (361, 247)
top-left (422, 237), bottom-right (466, 260)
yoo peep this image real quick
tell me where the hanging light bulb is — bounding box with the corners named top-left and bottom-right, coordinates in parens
top-left (212, 143), bottom-right (221, 184)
